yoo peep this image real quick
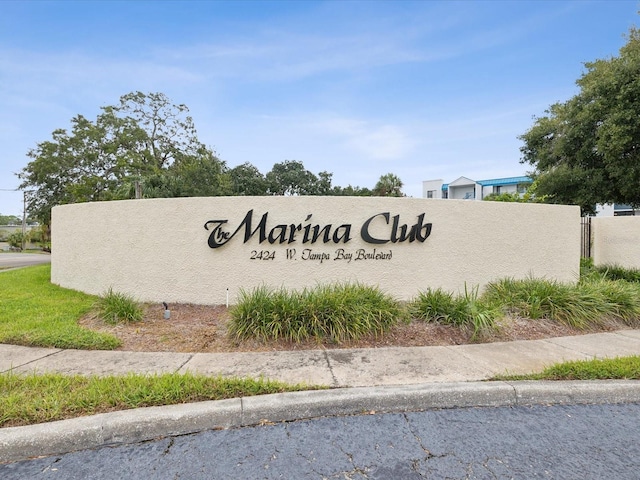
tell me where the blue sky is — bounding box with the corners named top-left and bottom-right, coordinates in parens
top-left (0, 0), bottom-right (638, 216)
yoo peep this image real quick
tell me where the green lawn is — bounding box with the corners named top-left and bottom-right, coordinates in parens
top-left (0, 264), bottom-right (120, 349)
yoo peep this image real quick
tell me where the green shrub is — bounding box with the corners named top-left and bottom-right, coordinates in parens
top-left (483, 276), bottom-right (640, 328)
top-left (95, 288), bottom-right (144, 324)
top-left (228, 283), bottom-right (401, 343)
top-left (410, 286), bottom-right (501, 337)
top-left (6, 231), bottom-right (26, 250)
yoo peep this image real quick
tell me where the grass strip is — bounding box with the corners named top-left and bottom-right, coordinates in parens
top-left (0, 371), bottom-right (322, 428)
top-left (492, 355), bottom-right (640, 381)
top-left (0, 264), bottom-right (120, 349)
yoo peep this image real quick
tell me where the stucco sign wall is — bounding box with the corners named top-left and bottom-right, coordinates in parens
top-left (592, 216), bottom-right (640, 269)
top-left (51, 196), bottom-right (580, 304)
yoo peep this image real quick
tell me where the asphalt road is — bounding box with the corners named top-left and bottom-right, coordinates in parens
top-left (0, 252), bottom-right (50, 270)
top-left (2, 402), bottom-right (639, 479)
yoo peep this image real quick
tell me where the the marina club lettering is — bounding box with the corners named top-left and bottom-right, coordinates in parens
top-left (204, 210), bottom-right (432, 249)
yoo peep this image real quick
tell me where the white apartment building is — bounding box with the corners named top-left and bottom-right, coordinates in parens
top-left (423, 176), bottom-right (533, 200)
top-left (595, 204), bottom-right (640, 216)
top-left (424, 176), bottom-right (638, 217)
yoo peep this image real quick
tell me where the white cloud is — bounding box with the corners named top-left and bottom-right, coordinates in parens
top-left (345, 124), bottom-right (416, 161)
top-left (309, 117), bottom-right (416, 160)
top-left (152, 4), bottom-right (550, 84)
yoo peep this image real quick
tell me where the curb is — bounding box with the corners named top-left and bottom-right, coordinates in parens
top-left (2, 380), bottom-right (640, 464)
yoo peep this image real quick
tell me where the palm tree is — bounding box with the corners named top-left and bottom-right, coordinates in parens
top-left (373, 173), bottom-right (404, 197)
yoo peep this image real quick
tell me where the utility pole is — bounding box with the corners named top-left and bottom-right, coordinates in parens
top-left (20, 190), bottom-right (34, 251)
top-left (22, 191), bottom-right (26, 251)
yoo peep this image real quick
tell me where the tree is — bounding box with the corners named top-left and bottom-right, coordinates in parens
top-left (372, 173), bottom-right (404, 197)
top-left (315, 171), bottom-right (333, 195)
top-left (483, 192), bottom-right (525, 203)
top-left (18, 92), bottom-right (225, 225)
top-left (6, 231), bottom-right (27, 251)
top-left (331, 185), bottom-right (372, 196)
top-left (0, 214), bottom-right (21, 225)
top-left (109, 92), bottom-right (204, 173)
top-left (520, 27), bottom-right (640, 214)
top-left (482, 183), bottom-right (545, 204)
top-left (18, 112), bottom-right (130, 224)
top-left (228, 162), bottom-right (269, 195)
top-left (265, 160), bottom-right (333, 196)
top-left (165, 149), bottom-right (232, 197)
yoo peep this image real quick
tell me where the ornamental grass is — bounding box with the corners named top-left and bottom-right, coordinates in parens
top-left (409, 285), bottom-right (502, 338)
top-left (94, 287), bottom-right (144, 324)
top-left (482, 276), bottom-right (640, 328)
top-left (228, 283), bottom-right (401, 343)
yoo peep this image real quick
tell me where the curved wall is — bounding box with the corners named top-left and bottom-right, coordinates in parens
top-left (51, 197), bottom-right (580, 304)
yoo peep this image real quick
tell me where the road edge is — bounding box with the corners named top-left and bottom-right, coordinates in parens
top-left (2, 380), bottom-right (640, 464)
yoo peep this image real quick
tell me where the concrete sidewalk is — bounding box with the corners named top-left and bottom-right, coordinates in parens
top-left (3, 330), bottom-right (640, 386)
top-left (2, 330), bottom-right (640, 463)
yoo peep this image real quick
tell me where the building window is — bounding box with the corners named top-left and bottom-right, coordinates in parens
top-left (427, 190), bottom-right (435, 198)
top-left (442, 190), bottom-right (448, 199)
top-left (493, 185), bottom-right (502, 194)
top-left (517, 183), bottom-right (527, 194)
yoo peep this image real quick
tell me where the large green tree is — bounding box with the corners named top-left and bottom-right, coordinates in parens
top-left (109, 92), bottom-right (204, 173)
top-left (164, 149), bottom-right (232, 197)
top-left (228, 162), bottom-right (269, 195)
top-left (18, 92), bottom-right (227, 224)
top-left (265, 160), bottom-right (333, 196)
top-left (229, 160), bottom-right (382, 197)
top-left (520, 27), bottom-right (640, 214)
top-left (18, 112), bottom-right (132, 224)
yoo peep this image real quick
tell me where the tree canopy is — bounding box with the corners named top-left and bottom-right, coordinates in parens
top-left (0, 214), bottom-right (22, 226)
top-left (18, 91), bottom-right (408, 225)
top-left (18, 92), bottom-right (228, 224)
top-left (264, 160), bottom-right (333, 196)
top-left (520, 27), bottom-right (640, 214)
top-left (228, 162), bottom-right (269, 196)
top-left (331, 184), bottom-right (373, 196)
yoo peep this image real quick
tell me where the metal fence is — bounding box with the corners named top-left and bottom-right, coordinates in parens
top-left (581, 216), bottom-right (592, 258)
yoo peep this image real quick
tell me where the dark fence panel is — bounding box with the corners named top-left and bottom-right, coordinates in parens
top-left (581, 216), bottom-right (592, 258)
